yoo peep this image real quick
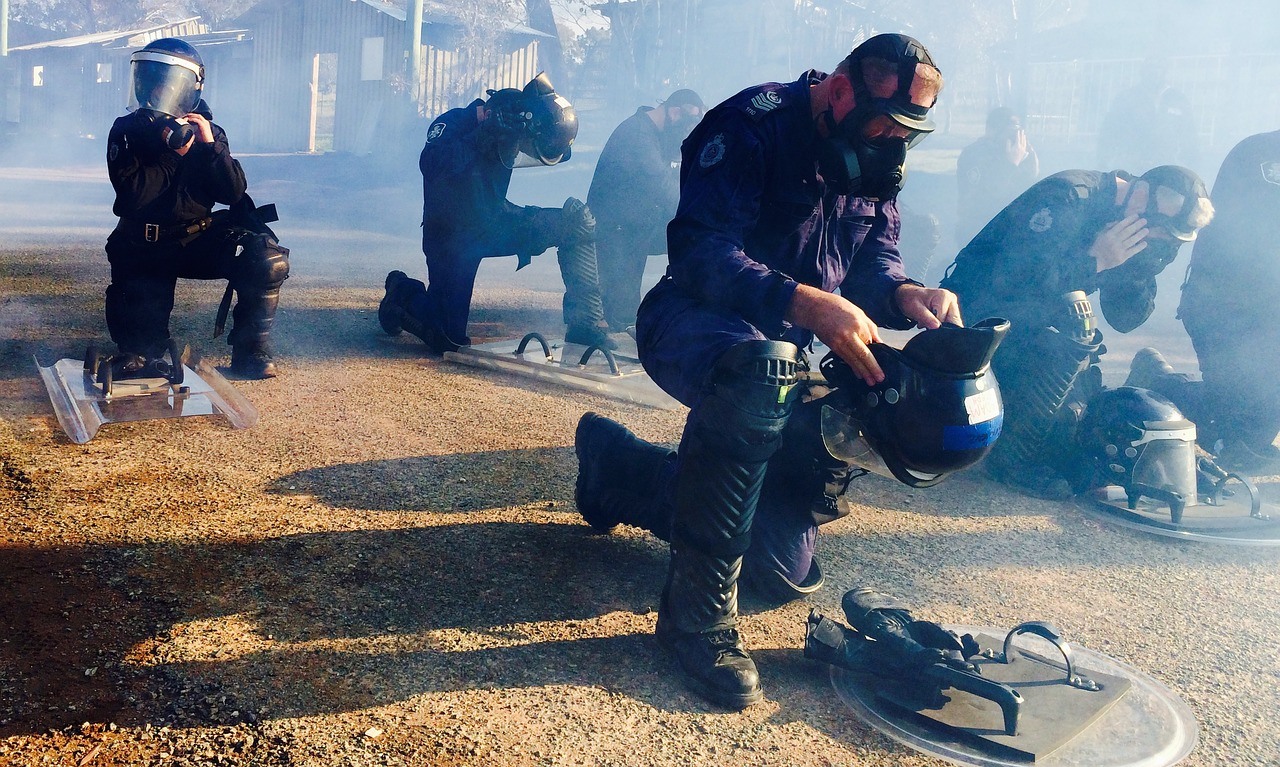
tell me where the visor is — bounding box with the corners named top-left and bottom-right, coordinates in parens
top-left (128, 53), bottom-right (203, 117)
top-left (1129, 425), bottom-right (1198, 507)
top-left (821, 404), bottom-right (945, 486)
top-left (1148, 212), bottom-right (1200, 242)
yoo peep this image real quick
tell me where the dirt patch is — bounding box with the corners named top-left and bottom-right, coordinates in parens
top-left (2, 162), bottom-right (1278, 767)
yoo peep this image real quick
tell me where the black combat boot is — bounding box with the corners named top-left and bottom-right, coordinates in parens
top-left (574, 412), bottom-right (675, 535)
top-left (378, 270), bottom-right (410, 336)
top-left (655, 340), bottom-right (799, 710)
top-left (379, 270), bottom-right (462, 354)
top-left (230, 341), bottom-right (277, 379)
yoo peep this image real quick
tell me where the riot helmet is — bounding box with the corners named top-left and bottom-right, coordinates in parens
top-left (816, 34), bottom-right (940, 198)
top-left (128, 38), bottom-right (205, 118)
top-left (519, 72), bottom-right (577, 165)
top-left (1074, 386), bottom-right (1198, 511)
top-left (484, 73), bottom-right (577, 168)
top-left (819, 317), bottom-right (1009, 487)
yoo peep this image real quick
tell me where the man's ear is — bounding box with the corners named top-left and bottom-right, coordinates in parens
top-left (830, 72), bottom-right (858, 120)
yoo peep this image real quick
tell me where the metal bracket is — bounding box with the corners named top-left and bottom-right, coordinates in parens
top-left (985, 620), bottom-right (1101, 692)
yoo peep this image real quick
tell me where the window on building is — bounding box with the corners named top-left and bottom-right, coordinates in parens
top-left (32, 66), bottom-right (45, 87)
top-left (97, 62), bottom-right (113, 83)
top-left (361, 37), bottom-right (384, 81)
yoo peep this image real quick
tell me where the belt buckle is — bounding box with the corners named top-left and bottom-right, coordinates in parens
top-left (144, 223), bottom-right (160, 243)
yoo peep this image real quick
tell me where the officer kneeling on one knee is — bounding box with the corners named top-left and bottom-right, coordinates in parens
top-left (105, 38), bottom-right (289, 380)
top-left (573, 34), bottom-right (964, 710)
top-left (380, 73), bottom-right (614, 353)
top-left (940, 164), bottom-right (1213, 500)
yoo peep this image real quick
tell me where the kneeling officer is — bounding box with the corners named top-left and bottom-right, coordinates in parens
top-left (104, 38), bottom-right (289, 379)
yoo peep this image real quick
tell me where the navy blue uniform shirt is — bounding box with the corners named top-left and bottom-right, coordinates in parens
top-left (1181, 130), bottom-right (1280, 329)
top-left (419, 99), bottom-right (516, 258)
top-left (657, 70), bottom-right (915, 347)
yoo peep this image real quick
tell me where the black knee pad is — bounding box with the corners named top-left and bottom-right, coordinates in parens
top-left (692, 340), bottom-right (802, 456)
top-left (560, 197), bottom-right (596, 245)
top-left (234, 234), bottom-right (291, 290)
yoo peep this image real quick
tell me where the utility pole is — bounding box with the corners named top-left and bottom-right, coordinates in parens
top-left (409, 0), bottom-right (423, 109)
top-left (2, 0), bottom-right (10, 57)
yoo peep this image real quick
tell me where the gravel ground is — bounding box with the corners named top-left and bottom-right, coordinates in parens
top-left (1, 154), bottom-right (1278, 767)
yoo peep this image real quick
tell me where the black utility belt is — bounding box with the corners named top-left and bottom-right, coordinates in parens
top-left (121, 216), bottom-right (215, 243)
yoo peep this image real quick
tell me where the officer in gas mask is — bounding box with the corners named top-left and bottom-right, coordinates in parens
top-left (588, 88), bottom-right (705, 331)
top-left (379, 73), bottom-right (615, 352)
top-left (572, 34), bottom-right (957, 710)
top-left (105, 37), bottom-right (290, 379)
top-left (940, 165), bottom-right (1213, 499)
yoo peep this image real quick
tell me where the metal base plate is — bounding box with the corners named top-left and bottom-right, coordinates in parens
top-left (1081, 487), bottom-right (1280, 546)
top-left (832, 625), bottom-right (1197, 767)
top-left (444, 334), bottom-right (679, 409)
top-left (37, 356), bottom-right (259, 444)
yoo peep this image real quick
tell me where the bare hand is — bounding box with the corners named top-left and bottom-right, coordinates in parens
top-left (1089, 215), bottom-right (1149, 272)
top-left (166, 114), bottom-right (214, 156)
top-left (183, 113), bottom-right (215, 144)
top-left (895, 283), bottom-right (963, 329)
top-left (1004, 128), bottom-right (1029, 165)
top-left (787, 285), bottom-right (885, 386)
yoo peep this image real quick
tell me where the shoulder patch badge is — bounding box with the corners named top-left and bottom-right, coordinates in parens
top-left (427, 122), bottom-right (446, 143)
top-left (1029, 207), bottom-right (1054, 233)
top-left (699, 133), bottom-right (727, 169)
top-left (1261, 161), bottom-right (1280, 186)
top-left (746, 90), bottom-right (783, 117)
top-left (108, 142), bottom-right (119, 162)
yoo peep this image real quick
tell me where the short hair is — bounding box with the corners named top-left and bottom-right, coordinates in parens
top-left (661, 88), bottom-right (704, 111)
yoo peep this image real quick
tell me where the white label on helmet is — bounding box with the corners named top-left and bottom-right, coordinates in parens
top-left (964, 388), bottom-right (1000, 424)
top-left (553, 95), bottom-right (572, 110)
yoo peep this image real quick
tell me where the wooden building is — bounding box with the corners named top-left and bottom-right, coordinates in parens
top-left (231, 0), bottom-right (551, 154)
top-left (2, 1), bottom-right (551, 156)
top-left (4, 18), bottom-right (250, 148)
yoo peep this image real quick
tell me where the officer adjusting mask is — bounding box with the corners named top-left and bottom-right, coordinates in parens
top-left (486, 73), bottom-right (579, 170)
top-left (818, 318), bottom-right (1010, 488)
top-left (1105, 172), bottom-right (1206, 281)
top-left (814, 36), bottom-right (938, 198)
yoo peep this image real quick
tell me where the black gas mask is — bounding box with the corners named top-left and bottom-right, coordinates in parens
top-left (815, 34), bottom-right (939, 198)
top-left (815, 111), bottom-right (914, 198)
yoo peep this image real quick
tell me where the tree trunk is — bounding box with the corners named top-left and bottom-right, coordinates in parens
top-left (524, 0), bottom-right (566, 87)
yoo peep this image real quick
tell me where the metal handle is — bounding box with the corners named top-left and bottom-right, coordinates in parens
top-left (577, 346), bottom-right (621, 376)
top-left (1001, 621), bottom-right (1100, 691)
top-left (514, 332), bottom-right (553, 361)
